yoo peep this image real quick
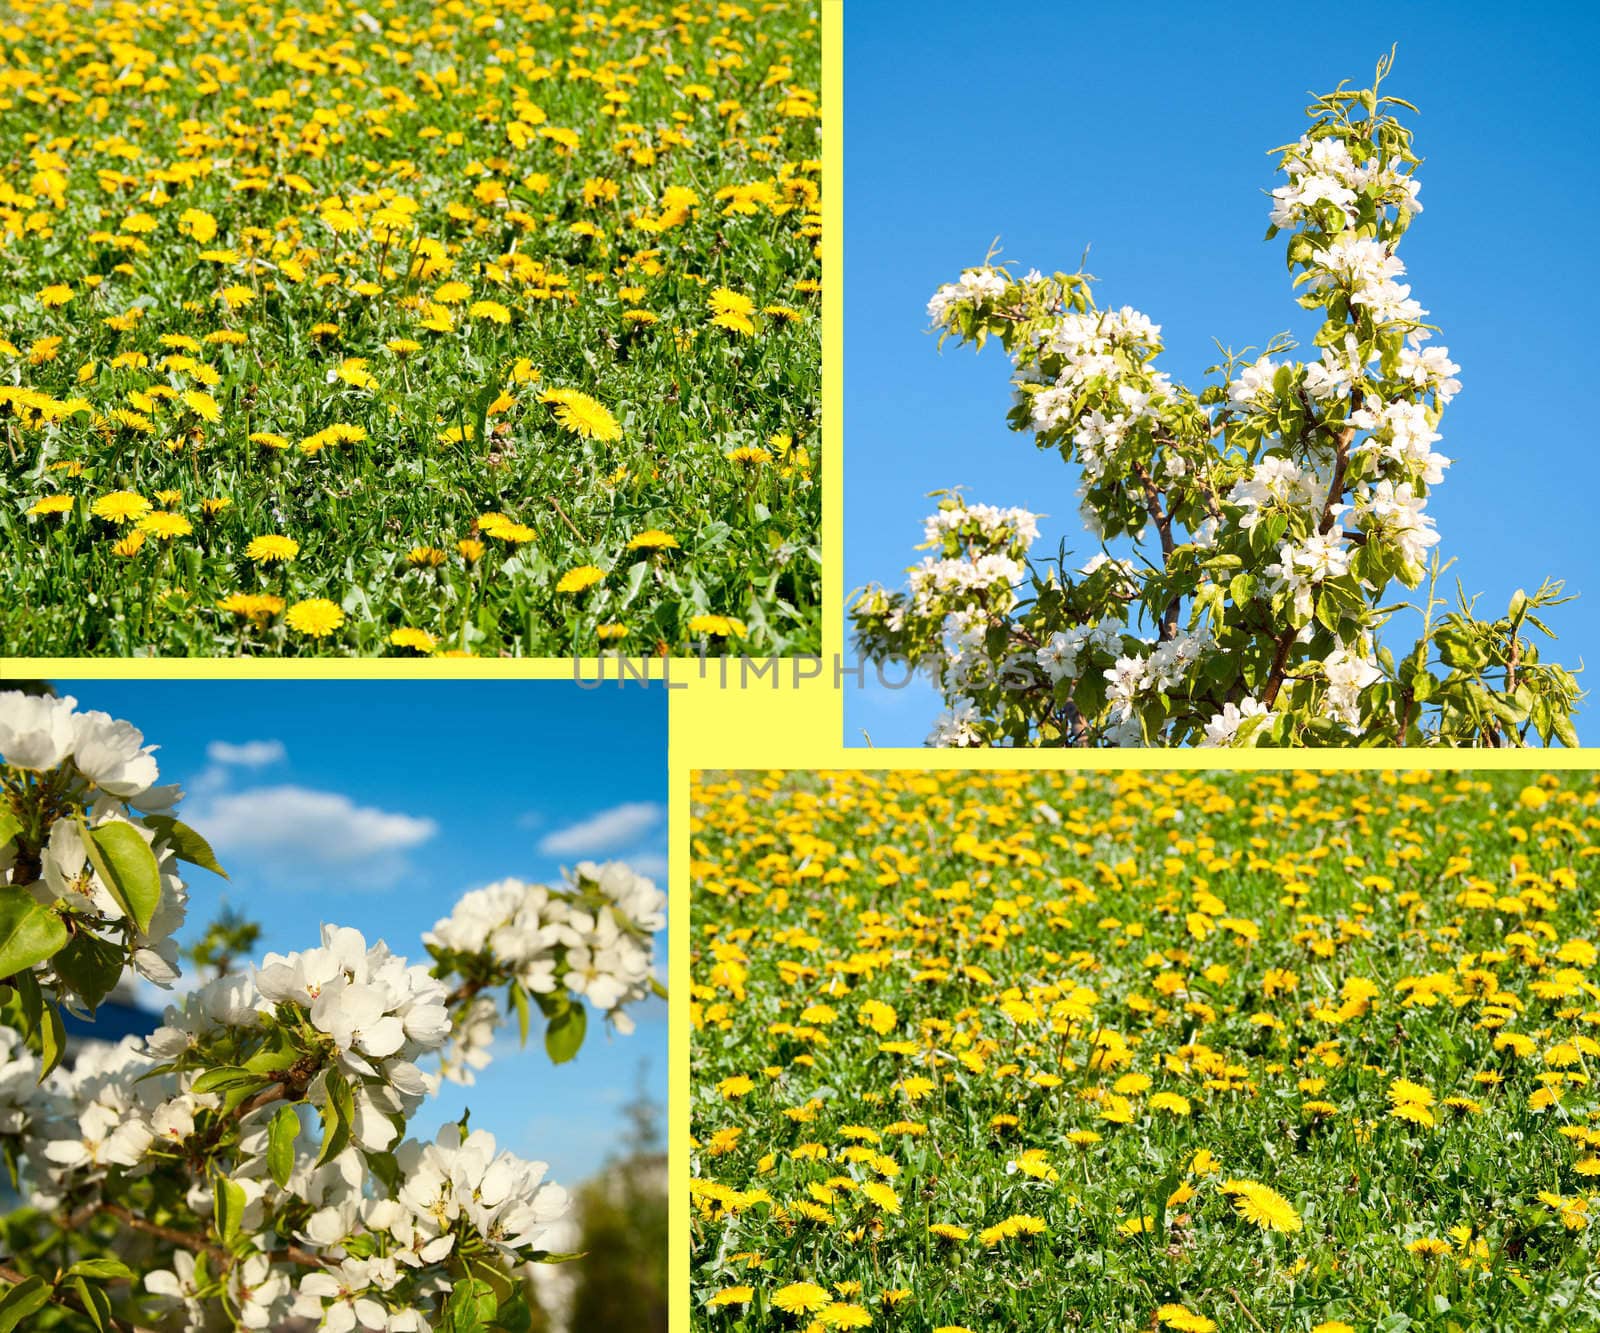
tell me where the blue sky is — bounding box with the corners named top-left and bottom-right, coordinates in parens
top-left (50, 679), bottom-right (669, 1185)
top-left (843, 0), bottom-right (1599, 746)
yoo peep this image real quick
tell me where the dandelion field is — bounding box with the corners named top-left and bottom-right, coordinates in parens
top-left (691, 769), bottom-right (1600, 1331)
top-left (0, 0), bottom-right (820, 657)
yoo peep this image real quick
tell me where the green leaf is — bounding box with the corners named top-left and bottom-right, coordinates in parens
top-left (527, 1249), bottom-right (588, 1264)
top-left (213, 1174), bottom-right (246, 1244)
top-left (544, 1003), bottom-right (586, 1065)
top-left (242, 1026), bottom-right (300, 1075)
top-left (509, 980), bottom-right (530, 1048)
top-left (8, 968), bottom-right (41, 1041)
top-left (52, 931), bottom-right (126, 1012)
top-left (79, 818), bottom-right (162, 935)
top-left (0, 810), bottom-right (21, 851)
top-left (64, 1259), bottom-right (135, 1281)
top-left (143, 816), bottom-right (228, 879)
top-left (69, 1277), bottom-right (112, 1333)
top-left (0, 887), bottom-right (68, 981)
top-left (316, 1067), bottom-right (354, 1166)
top-left (37, 1002), bottom-right (64, 1082)
top-left (0, 1276), bottom-right (51, 1332)
top-left (493, 1292), bottom-right (535, 1333)
top-left (268, 1104), bottom-right (298, 1188)
top-left (191, 1066), bottom-right (271, 1095)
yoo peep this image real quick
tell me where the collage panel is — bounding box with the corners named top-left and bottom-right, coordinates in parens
top-left (690, 766), bottom-right (1600, 1331)
top-left (7, 2), bottom-right (1600, 1332)
top-left (843, 6), bottom-right (1594, 749)
top-left (0, 0), bottom-right (821, 660)
top-left (0, 680), bottom-right (668, 1330)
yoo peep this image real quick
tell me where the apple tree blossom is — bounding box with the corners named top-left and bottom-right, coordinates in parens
top-left (852, 54), bottom-right (1581, 747)
top-left (0, 689), bottom-right (665, 1332)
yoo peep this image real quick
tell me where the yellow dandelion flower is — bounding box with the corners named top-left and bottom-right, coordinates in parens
top-left (468, 299), bottom-right (512, 324)
top-left (91, 491), bottom-right (152, 524)
top-left (717, 1074), bottom-right (754, 1099)
top-left (541, 388), bottom-right (623, 441)
top-left (1221, 1180), bottom-right (1302, 1233)
top-left (709, 286), bottom-right (755, 318)
top-left (216, 593), bottom-right (284, 623)
top-left (245, 535), bottom-right (300, 563)
top-left (1157, 1306), bottom-right (1217, 1333)
top-left (390, 628), bottom-right (437, 653)
top-left (861, 1181), bottom-right (899, 1214)
top-left (557, 565), bottom-right (606, 594)
top-left (139, 512), bottom-right (193, 540)
top-left (284, 598), bottom-right (345, 638)
top-left (182, 389), bottom-right (221, 422)
top-left (627, 529), bottom-right (680, 551)
top-left (29, 495), bottom-right (74, 517)
top-left (687, 613), bottom-right (747, 639)
top-left (771, 1283), bottom-right (831, 1316)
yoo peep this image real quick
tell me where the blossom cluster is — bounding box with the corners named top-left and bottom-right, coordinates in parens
top-left (0, 691), bottom-right (666, 1330)
top-left (0, 690), bottom-right (189, 984)
top-left (424, 859), bottom-right (666, 1079)
top-left (854, 64), bottom-right (1575, 748)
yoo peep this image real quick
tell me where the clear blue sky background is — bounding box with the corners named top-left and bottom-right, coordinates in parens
top-left (50, 679), bottom-right (668, 1186)
top-left (843, 0), bottom-right (1599, 746)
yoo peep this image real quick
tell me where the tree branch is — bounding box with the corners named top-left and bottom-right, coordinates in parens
top-left (0, 1261), bottom-right (152, 1332)
top-left (98, 1203), bottom-right (327, 1269)
top-left (1129, 459), bottom-right (1180, 641)
top-left (1264, 390), bottom-right (1363, 709)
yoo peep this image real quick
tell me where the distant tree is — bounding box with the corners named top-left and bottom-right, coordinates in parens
top-left (567, 1064), bottom-right (667, 1333)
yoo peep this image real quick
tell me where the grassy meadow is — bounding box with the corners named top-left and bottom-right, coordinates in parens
top-left (691, 769), bottom-right (1600, 1331)
top-left (0, 0), bottom-right (820, 656)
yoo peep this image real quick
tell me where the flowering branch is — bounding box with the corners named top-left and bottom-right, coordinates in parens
top-left (0, 689), bottom-right (666, 1331)
top-left (851, 53), bottom-right (1582, 748)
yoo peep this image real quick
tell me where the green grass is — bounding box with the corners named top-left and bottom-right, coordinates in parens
top-left (0, 0), bottom-right (820, 656)
top-left (691, 769), bottom-right (1600, 1332)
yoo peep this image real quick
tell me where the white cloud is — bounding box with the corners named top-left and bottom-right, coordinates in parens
top-left (190, 786), bottom-right (437, 883)
top-left (628, 852), bottom-right (669, 883)
top-left (538, 802), bottom-right (663, 857)
top-left (206, 739), bottom-right (286, 767)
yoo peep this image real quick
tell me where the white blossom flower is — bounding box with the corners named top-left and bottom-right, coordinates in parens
top-left (70, 710), bottom-right (159, 798)
top-left (1202, 697), bottom-right (1270, 746)
top-left (0, 691), bottom-right (81, 771)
